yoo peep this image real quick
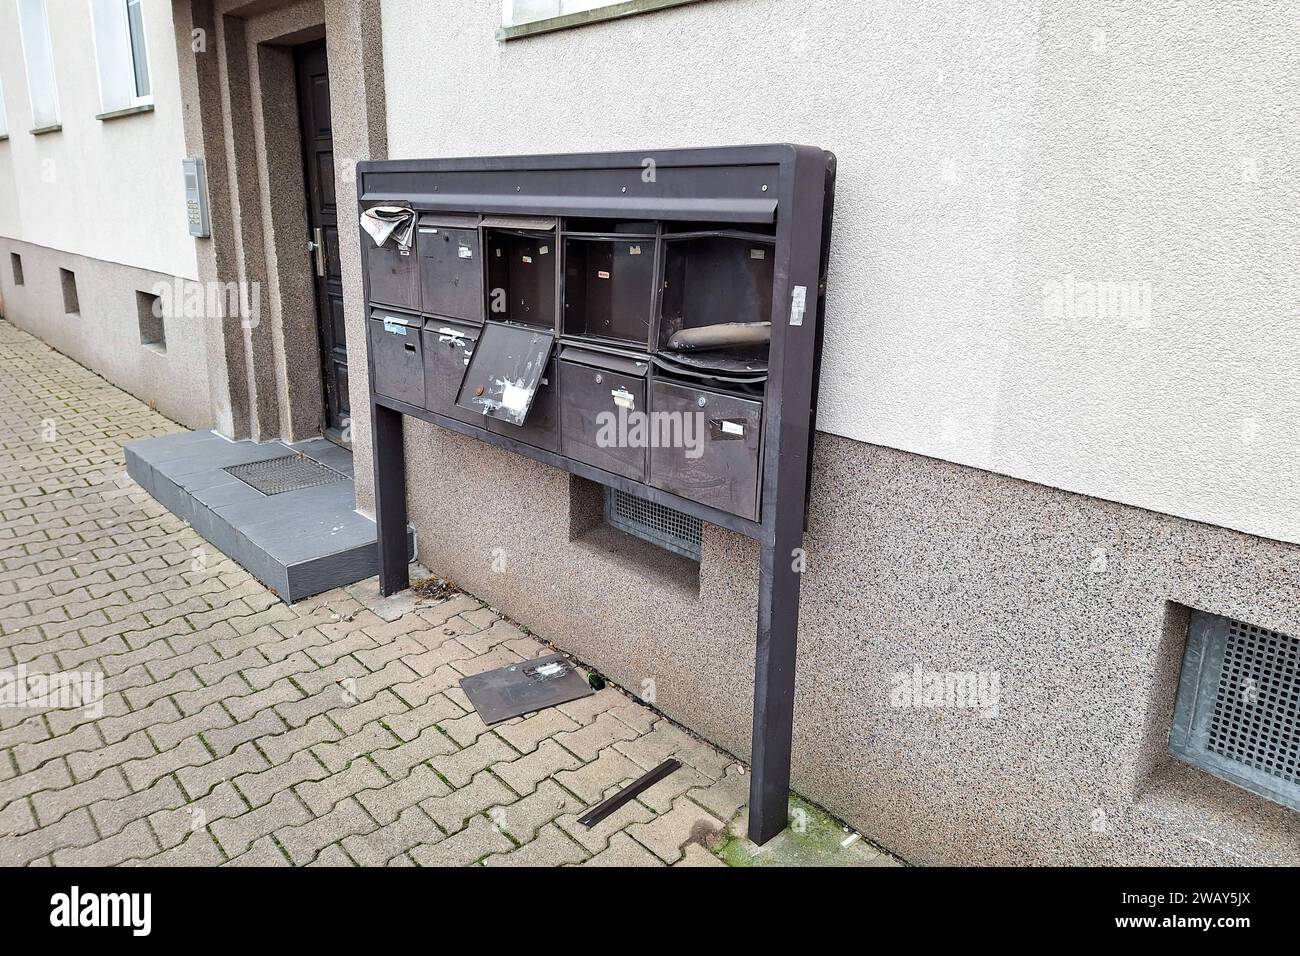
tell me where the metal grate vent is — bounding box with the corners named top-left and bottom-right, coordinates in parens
top-left (605, 487), bottom-right (702, 561)
top-left (1171, 610), bottom-right (1300, 810)
top-left (223, 454), bottom-right (347, 496)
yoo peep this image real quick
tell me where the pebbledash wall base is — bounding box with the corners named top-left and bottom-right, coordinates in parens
top-left (358, 145), bottom-right (837, 845)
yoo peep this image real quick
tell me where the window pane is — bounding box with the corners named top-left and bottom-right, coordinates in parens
top-left (90, 0), bottom-right (134, 112)
top-left (126, 0), bottom-right (150, 98)
top-left (17, 0), bottom-right (60, 128)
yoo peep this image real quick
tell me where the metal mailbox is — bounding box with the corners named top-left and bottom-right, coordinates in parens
top-left (562, 233), bottom-right (656, 346)
top-left (360, 146), bottom-right (837, 849)
top-left (487, 358), bottom-right (560, 453)
top-left (364, 232), bottom-right (421, 311)
top-left (485, 218), bottom-right (557, 330)
top-left (421, 318), bottom-right (480, 425)
top-left (367, 308), bottom-right (425, 407)
top-left (648, 379), bottom-right (762, 521)
top-left (418, 213), bottom-right (483, 322)
top-left (558, 347), bottom-right (649, 482)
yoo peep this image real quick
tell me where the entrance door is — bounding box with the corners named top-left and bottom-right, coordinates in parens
top-left (295, 41), bottom-right (348, 443)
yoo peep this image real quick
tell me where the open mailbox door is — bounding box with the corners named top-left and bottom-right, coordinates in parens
top-left (454, 321), bottom-right (556, 427)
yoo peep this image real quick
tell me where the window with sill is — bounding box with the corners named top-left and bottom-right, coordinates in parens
top-left (90, 0), bottom-right (153, 116)
top-left (17, 0), bottom-right (61, 130)
top-left (501, 0), bottom-right (706, 35)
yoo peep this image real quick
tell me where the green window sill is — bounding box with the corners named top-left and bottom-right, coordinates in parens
top-left (97, 103), bottom-right (154, 122)
top-left (497, 0), bottom-right (706, 41)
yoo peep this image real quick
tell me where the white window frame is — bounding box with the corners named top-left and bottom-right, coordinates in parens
top-left (89, 0), bottom-right (154, 116)
top-left (500, 0), bottom-right (707, 39)
top-left (0, 76), bottom-right (9, 138)
top-left (17, 0), bottom-right (61, 131)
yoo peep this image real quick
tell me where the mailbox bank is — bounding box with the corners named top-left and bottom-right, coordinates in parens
top-left (360, 146), bottom-right (836, 844)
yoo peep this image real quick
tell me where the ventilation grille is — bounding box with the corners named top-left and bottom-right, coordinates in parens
top-left (1171, 610), bottom-right (1300, 810)
top-left (605, 487), bottom-right (702, 561)
top-left (224, 454), bottom-right (346, 496)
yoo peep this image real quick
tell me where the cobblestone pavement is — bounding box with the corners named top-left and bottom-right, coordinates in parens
top-left (0, 319), bottom-right (896, 867)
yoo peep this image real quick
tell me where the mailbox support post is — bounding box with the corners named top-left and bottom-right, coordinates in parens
top-left (372, 400), bottom-right (410, 597)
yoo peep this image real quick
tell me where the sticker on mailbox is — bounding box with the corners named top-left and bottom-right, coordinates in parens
top-left (382, 318), bottom-right (408, 335)
top-left (522, 255), bottom-right (533, 264)
top-left (597, 270), bottom-right (611, 279)
top-left (611, 388), bottom-right (635, 410)
top-left (720, 421), bottom-right (744, 436)
top-left (458, 243), bottom-right (473, 259)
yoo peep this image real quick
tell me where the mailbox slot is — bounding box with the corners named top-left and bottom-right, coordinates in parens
top-left (658, 229), bottom-right (775, 366)
top-left (454, 321), bottom-right (555, 426)
top-left (562, 235), bottom-right (656, 347)
top-left (485, 217), bottom-right (557, 330)
top-left (368, 308), bottom-right (425, 407)
top-left (365, 223), bottom-right (421, 311)
top-left (559, 347), bottom-right (649, 482)
top-left (418, 213), bottom-right (483, 322)
top-left (421, 318), bottom-right (480, 425)
top-left (648, 378), bottom-right (763, 521)
top-left (487, 358), bottom-right (560, 452)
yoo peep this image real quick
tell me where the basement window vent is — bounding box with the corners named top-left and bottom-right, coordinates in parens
top-left (60, 267), bottom-right (79, 315)
top-left (136, 290), bottom-right (165, 351)
top-left (605, 487), bottom-right (702, 562)
top-left (1170, 609), bottom-right (1300, 811)
top-left (224, 454), bottom-right (347, 496)
top-left (10, 253), bottom-right (23, 286)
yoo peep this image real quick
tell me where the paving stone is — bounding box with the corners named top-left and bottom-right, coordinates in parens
top-left (129, 830), bottom-right (225, 866)
top-left (419, 770), bottom-right (516, 835)
top-left (225, 835), bottom-right (292, 867)
top-left (226, 678), bottom-right (302, 722)
top-left (383, 693), bottom-right (463, 741)
top-left (439, 708), bottom-right (493, 748)
top-left (147, 701), bottom-right (233, 751)
top-left (497, 739), bottom-right (583, 797)
top-left (489, 779), bottom-right (584, 844)
top-left (584, 831), bottom-right (667, 867)
top-left (307, 842), bottom-right (355, 867)
top-left (33, 766), bottom-right (131, 827)
top-left (176, 741), bottom-right (269, 800)
top-left (52, 818), bottom-right (159, 866)
top-left (636, 762), bottom-right (711, 814)
top-left (686, 765), bottom-right (751, 822)
top-left (0, 794), bottom-right (38, 837)
top-left (274, 797), bottom-right (376, 865)
top-left (121, 736), bottom-right (211, 791)
top-left (326, 688), bottom-right (409, 735)
top-left (355, 764), bottom-right (450, 826)
top-left (211, 789), bottom-right (312, 858)
top-left (552, 747), bottom-right (642, 804)
top-left (312, 721), bottom-right (401, 773)
top-left (89, 775), bottom-right (187, 838)
top-left (370, 724), bottom-right (458, 779)
top-left (626, 797), bottom-right (726, 864)
top-left (13, 721), bottom-right (102, 774)
top-left (340, 804), bottom-right (441, 866)
top-left (296, 758), bottom-right (387, 815)
top-left (256, 713), bottom-right (343, 766)
top-left (483, 822), bottom-right (588, 867)
top-left (495, 707), bottom-right (580, 755)
top-left (555, 710), bottom-right (642, 762)
top-left (409, 813), bottom-right (512, 867)
top-left (556, 789), bottom-right (658, 854)
top-left (0, 807), bottom-right (97, 866)
top-left (430, 733), bottom-right (518, 789)
top-left (676, 842), bottom-right (728, 867)
top-left (233, 750), bottom-right (329, 808)
top-left (149, 781), bottom-right (247, 850)
top-left (204, 706), bottom-right (285, 757)
top-left (615, 722), bottom-right (732, 781)
top-left (557, 687), bottom-right (623, 726)
top-left (171, 672), bottom-right (248, 717)
top-left (124, 668), bottom-right (204, 710)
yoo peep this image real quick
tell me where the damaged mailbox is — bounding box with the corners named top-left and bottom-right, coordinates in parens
top-left (359, 146), bottom-right (836, 846)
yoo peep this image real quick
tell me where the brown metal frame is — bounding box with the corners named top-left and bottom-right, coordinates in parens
top-left (359, 145), bottom-right (836, 845)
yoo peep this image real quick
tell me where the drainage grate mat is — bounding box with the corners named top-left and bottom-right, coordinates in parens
top-left (224, 454), bottom-right (347, 496)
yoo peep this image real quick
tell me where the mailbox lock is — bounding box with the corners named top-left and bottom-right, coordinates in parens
top-left (594, 373), bottom-right (603, 384)
top-left (697, 396), bottom-right (707, 408)
top-left (474, 385), bottom-right (485, 397)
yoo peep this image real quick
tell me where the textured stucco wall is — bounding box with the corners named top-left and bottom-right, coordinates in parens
top-left (0, 237), bottom-right (213, 428)
top-left (0, 0), bottom-right (197, 282)
top-left (379, 0), bottom-right (1300, 546)
top-left (399, 423), bottom-right (1300, 865)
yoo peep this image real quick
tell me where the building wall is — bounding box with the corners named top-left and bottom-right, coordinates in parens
top-left (0, 0), bottom-right (208, 427)
top-left (379, 0), bottom-right (1300, 547)
top-left (371, 0), bottom-right (1300, 864)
